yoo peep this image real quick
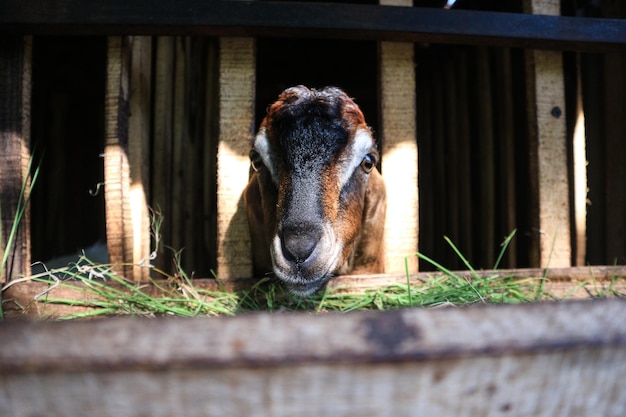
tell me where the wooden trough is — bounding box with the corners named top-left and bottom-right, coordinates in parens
top-left (1, 298), bottom-right (625, 417)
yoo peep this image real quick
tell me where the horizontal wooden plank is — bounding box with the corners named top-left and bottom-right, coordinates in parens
top-left (2, 344), bottom-right (625, 417)
top-left (2, 274), bottom-right (625, 416)
top-left (1, 298), bottom-right (625, 373)
top-left (1, 0), bottom-right (626, 51)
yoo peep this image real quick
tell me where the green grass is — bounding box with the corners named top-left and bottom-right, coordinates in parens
top-left (28, 264), bottom-right (542, 320)
top-left (5, 214), bottom-right (625, 320)
top-left (0, 153), bottom-right (41, 319)
top-left (20, 229), bottom-right (556, 320)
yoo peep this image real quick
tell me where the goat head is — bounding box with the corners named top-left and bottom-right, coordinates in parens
top-left (244, 85), bottom-right (386, 296)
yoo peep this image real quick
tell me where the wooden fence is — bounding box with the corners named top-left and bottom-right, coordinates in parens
top-left (1, 0), bottom-right (625, 281)
top-left (1, 2), bottom-right (626, 415)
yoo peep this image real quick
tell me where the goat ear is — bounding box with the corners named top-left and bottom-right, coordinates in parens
top-left (352, 168), bottom-right (386, 274)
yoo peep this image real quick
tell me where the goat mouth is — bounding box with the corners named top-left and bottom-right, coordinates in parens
top-left (270, 223), bottom-right (342, 296)
top-left (280, 274), bottom-right (333, 297)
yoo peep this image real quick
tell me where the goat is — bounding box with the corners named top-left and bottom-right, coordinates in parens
top-left (244, 85), bottom-right (386, 296)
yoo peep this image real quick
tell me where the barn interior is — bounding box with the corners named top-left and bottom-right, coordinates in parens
top-left (27, 0), bottom-right (626, 276)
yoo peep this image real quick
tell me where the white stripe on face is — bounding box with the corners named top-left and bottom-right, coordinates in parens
top-left (254, 127), bottom-right (374, 188)
top-left (336, 129), bottom-right (374, 190)
top-left (253, 128), bottom-right (278, 183)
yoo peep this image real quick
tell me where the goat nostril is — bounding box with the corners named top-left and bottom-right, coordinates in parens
top-left (281, 228), bottom-right (320, 263)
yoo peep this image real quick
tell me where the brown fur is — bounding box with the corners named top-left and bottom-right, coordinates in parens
top-left (243, 86), bottom-right (386, 295)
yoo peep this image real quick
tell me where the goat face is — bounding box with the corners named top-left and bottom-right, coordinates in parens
top-left (244, 86), bottom-right (386, 296)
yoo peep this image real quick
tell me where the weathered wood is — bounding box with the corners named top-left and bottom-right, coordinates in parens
top-left (104, 36), bottom-right (134, 278)
top-left (148, 37), bottom-right (218, 276)
top-left (455, 49), bottom-right (474, 264)
top-left (493, 48), bottom-right (517, 267)
top-left (524, 48), bottom-right (572, 268)
top-left (2, 1), bottom-right (626, 52)
top-left (415, 52), bottom-right (434, 269)
top-left (203, 39), bottom-right (219, 276)
top-left (603, 0), bottom-right (626, 264)
top-left (0, 299), bottom-right (625, 417)
top-left (572, 53), bottom-right (587, 266)
top-left (128, 36), bottom-right (152, 280)
top-left (443, 57), bottom-right (459, 249)
top-left (474, 47), bottom-right (496, 267)
top-left (523, 0), bottom-right (571, 268)
top-left (171, 37), bottom-right (186, 255)
top-left (0, 36), bottom-right (32, 282)
top-left (379, 0), bottom-right (418, 274)
top-left (216, 37), bottom-right (255, 279)
top-left (151, 36), bottom-right (175, 272)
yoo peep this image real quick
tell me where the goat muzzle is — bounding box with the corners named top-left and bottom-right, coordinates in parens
top-left (280, 224), bottom-right (321, 265)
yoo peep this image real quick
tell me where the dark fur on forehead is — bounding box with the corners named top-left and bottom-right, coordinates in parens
top-left (262, 86), bottom-right (368, 171)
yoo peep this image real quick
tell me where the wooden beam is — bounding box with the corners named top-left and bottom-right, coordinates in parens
top-left (0, 36), bottom-right (32, 283)
top-left (379, 0), bottom-right (418, 274)
top-left (524, 1), bottom-right (572, 268)
top-left (128, 36), bottom-right (153, 280)
top-left (0, 298), bottom-right (625, 416)
top-left (603, 0), bottom-right (626, 264)
top-left (171, 37), bottom-right (186, 255)
top-left (474, 47), bottom-right (496, 267)
top-left (151, 36), bottom-right (175, 273)
top-left (493, 48), bottom-right (517, 267)
top-left (216, 37), bottom-right (255, 279)
top-left (104, 36), bottom-right (134, 278)
top-left (2, 1), bottom-right (626, 51)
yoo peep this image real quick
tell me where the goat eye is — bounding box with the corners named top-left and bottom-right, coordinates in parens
top-left (361, 153), bottom-right (376, 173)
top-left (250, 150), bottom-right (264, 172)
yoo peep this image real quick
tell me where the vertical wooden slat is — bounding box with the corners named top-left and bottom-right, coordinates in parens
top-left (493, 48), bottom-right (517, 267)
top-left (170, 37), bottom-right (214, 275)
top-left (603, 0), bottom-right (626, 264)
top-left (603, 52), bottom-right (626, 263)
top-left (171, 37), bottom-right (186, 256)
top-left (431, 59), bottom-right (446, 265)
top-left (523, 0), bottom-right (572, 268)
top-left (128, 36), bottom-right (152, 280)
top-left (416, 51), bottom-right (434, 269)
top-left (474, 47), bottom-right (496, 267)
top-left (152, 36), bottom-right (175, 272)
top-left (444, 56), bottom-right (459, 248)
top-left (216, 37), bottom-right (255, 279)
top-left (580, 50), bottom-right (604, 264)
top-left (455, 49), bottom-right (474, 264)
top-left (104, 36), bottom-right (134, 278)
top-left (0, 36), bottom-right (32, 282)
top-left (379, 0), bottom-right (419, 274)
top-left (572, 54), bottom-right (587, 266)
top-left (203, 39), bottom-right (219, 275)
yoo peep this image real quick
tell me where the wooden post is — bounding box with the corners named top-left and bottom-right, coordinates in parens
top-left (379, 0), bottom-right (419, 274)
top-left (603, 0), bottom-right (626, 264)
top-left (455, 49), bottom-right (474, 264)
top-left (171, 37), bottom-right (186, 256)
top-left (128, 36), bottom-right (153, 280)
top-left (523, 0), bottom-right (572, 268)
top-left (0, 36), bottom-right (32, 282)
top-left (216, 37), bottom-right (255, 279)
top-left (415, 53), bottom-right (434, 266)
top-left (152, 36), bottom-right (175, 273)
top-left (493, 48), bottom-right (517, 267)
top-left (474, 47), bottom-right (496, 267)
top-left (104, 36), bottom-right (134, 278)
